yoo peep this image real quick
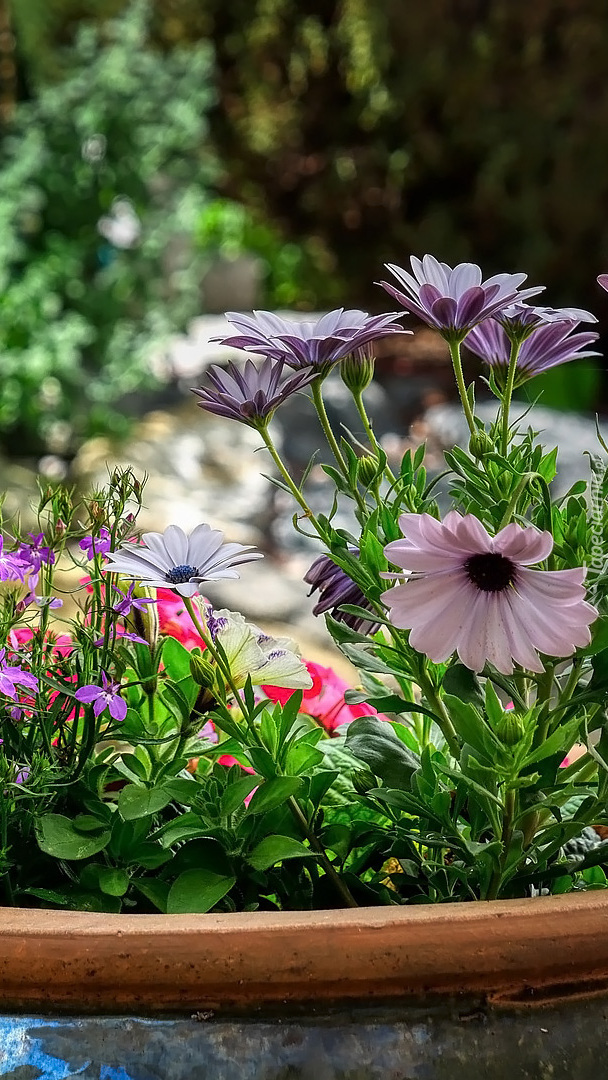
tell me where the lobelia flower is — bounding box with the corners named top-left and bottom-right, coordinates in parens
top-left (304, 552), bottom-right (380, 634)
top-left (0, 536), bottom-right (27, 583)
top-left (75, 671), bottom-right (127, 721)
top-left (17, 532), bottom-right (56, 575)
top-left (192, 357), bottom-right (316, 427)
top-left (112, 582), bottom-right (157, 618)
top-left (0, 648), bottom-right (39, 699)
top-left (465, 318), bottom-right (600, 385)
top-left (378, 255), bottom-right (544, 339)
top-left (102, 523), bottom-right (262, 598)
top-left (380, 511), bottom-right (597, 675)
top-left (205, 608), bottom-right (313, 690)
top-left (79, 528), bottom-right (112, 559)
top-left (210, 308), bottom-right (409, 373)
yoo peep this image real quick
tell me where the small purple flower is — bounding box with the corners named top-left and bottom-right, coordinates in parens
top-left (92, 631), bottom-right (150, 647)
top-left (465, 318), bottom-right (600, 384)
top-left (79, 528), bottom-right (112, 560)
top-left (16, 533), bottom-right (56, 584)
top-left (304, 552), bottom-right (380, 635)
top-left (112, 582), bottom-right (157, 618)
top-left (0, 536), bottom-right (26, 583)
top-left (0, 648), bottom-right (39, 700)
top-left (379, 255), bottom-right (544, 340)
top-left (75, 671), bottom-right (127, 721)
top-left (192, 357), bottom-right (316, 426)
top-left (211, 308), bottom-right (409, 372)
top-left (598, 275), bottom-right (608, 293)
top-left (14, 767), bottom-right (30, 786)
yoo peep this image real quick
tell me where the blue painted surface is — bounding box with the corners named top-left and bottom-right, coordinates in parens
top-left (0, 1002), bottom-right (605, 1079)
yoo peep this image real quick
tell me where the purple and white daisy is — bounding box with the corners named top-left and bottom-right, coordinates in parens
top-left (75, 671), bottom-right (127, 721)
top-left (210, 308), bottom-right (408, 372)
top-left (378, 255), bottom-right (544, 340)
top-left (304, 552), bottom-right (380, 635)
top-left (380, 511), bottom-right (597, 675)
top-left (103, 524), bottom-right (262, 598)
top-left (496, 302), bottom-right (597, 336)
top-left (465, 318), bottom-right (600, 385)
top-left (192, 357), bottom-right (315, 426)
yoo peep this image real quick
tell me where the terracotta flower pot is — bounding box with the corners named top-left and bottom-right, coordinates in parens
top-left (1, 893), bottom-right (608, 1014)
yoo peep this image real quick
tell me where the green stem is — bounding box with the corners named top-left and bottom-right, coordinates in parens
top-left (311, 376), bottom-right (349, 474)
top-left (258, 426), bottom-right (323, 534)
top-left (486, 787), bottom-right (516, 900)
top-left (352, 390), bottom-right (396, 485)
top-left (497, 471), bottom-right (535, 529)
top-left (287, 795), bottom-right (358, 908)
top-left (448, 340), bottom-right (476, 436)
top-left (412, 658), bottom-right (460, 758)
top-left (183, 597), bottom-right (250, 716)
top-left (500, 337), bottom-right (522, 457)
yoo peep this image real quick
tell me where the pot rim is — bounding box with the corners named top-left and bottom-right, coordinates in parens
top-left (1, 892), bottom-right (608, 1013)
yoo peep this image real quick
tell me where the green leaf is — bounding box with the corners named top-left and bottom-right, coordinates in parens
top-left (97, 867), bottom-right (130, 897)
top-left (346, 716), bottom-right (419, 789)
top-left (117, 784), bottom-right (173, 821)
top-left (443, 693), bottom-right (500, 762)
top-left (163, 778), bottom-right (200, 806)
top-left (133, 879), bottom-right (170, 913)
top-left (36, 815), bottom-right (111, 861)
top-left (523, 717), bottom-right (581, 765)
top-left (246, 776), bottom-right (303, 815)
top-left (248, 835), bottom-right (315, 871)
top-left (162, 636), bottom-right (194, 680)
top-left (443, 664), bottom-right (484, 707)
top-left (220, 775), bottom-right (260, 816)
top-left (167, 869), bottom-right (236, 913)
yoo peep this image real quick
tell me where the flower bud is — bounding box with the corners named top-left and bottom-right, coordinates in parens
top-left (190, 653), bottom-right (216, 690)
top-left (357, 454), bottom-right (381, 488)
top-left (468, 429), bottom-right (495, 460)
top-left (352, 768), bottom-right (377, 795)
top-left (340, 349), bottom-right (375, 394)
top-left (494, 712), bottom-right (524, 746)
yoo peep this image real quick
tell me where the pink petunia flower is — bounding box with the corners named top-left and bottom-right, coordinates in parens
top-left (381, 511), bottom-right (598, 675)
top-left (263, 660), bottom-right (388, 732)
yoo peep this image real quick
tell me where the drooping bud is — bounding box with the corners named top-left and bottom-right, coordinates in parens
top-left (340, 348), bottom-right (376, 394)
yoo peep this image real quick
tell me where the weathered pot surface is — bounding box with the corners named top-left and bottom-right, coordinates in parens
top-left (2, 892), bottom-right (608, 1014)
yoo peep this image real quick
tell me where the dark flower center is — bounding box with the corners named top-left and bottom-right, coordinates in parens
top-left (465, 553), bottom-right (515, 592)
top-left (166, 564), bottom-right (198, 584)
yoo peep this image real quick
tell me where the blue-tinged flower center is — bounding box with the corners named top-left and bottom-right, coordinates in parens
top-left (166, 564), bottom-right (198, 584)
top-left (465, 553), bottom-right (515, 592)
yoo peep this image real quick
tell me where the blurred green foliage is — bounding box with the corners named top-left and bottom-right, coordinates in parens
top-left (7, 0), bottom-right (608, 419)
top-left (196, 198), bottom-right (342, 310)
top-left (197, 0), bottom-right (608, 313)
top-left (0, 0), bottom-right (215, 457)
